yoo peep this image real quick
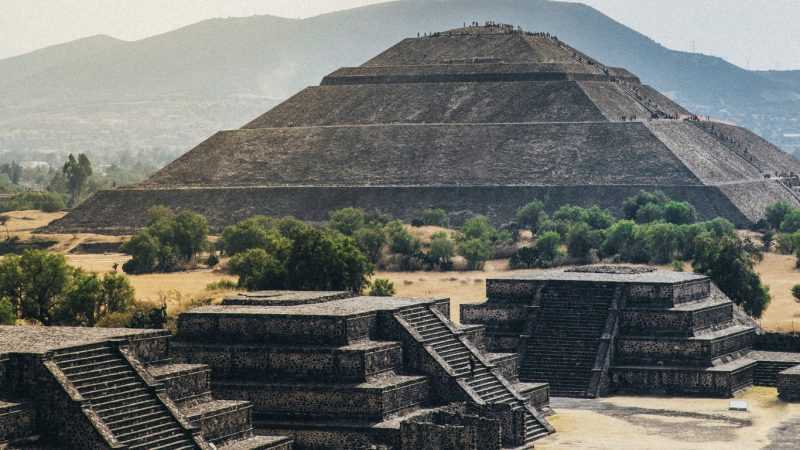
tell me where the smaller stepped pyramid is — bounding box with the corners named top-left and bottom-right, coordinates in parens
top-left (171, 291), bottom-right (554, 449)
top-left (0, 326), bottom-right (291, 450)
top-left (47, 23), bottom-right (800, 235)
top-left (463, 265), bottom-right (766, 398)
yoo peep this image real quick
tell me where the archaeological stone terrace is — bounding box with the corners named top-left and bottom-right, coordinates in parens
top-left (461, 265), bottom-right (800, 399)
top-left (0, 291), bottom-right (554, 449)
top-left (47, 23), bottom-right (800, 234)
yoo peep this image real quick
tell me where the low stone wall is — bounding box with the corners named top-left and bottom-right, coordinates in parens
top-left (615, 329), bottom-right (753, 366)
top-left (621, 302), bottom-right (733, 337)
top-left (400, 405), bottom-right (503, 450)
top-left (622, 279), bottom-right (710, 308)
top-left (610, 364), bottom-right (754, 397)
top-left (177, 311), bottom-right (377, 346)
top-left (173, 341), bottom-right (403, 382)
top-left (754, 332), bottom-right (800, 352)
top-left (215, 377), bottom-right (430, 421)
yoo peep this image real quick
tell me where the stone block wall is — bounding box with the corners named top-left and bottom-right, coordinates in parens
top-left (615, 329), bottom-right (753, 366)
top-left (778, 367), bottom-right (800, 401)
top-left (400, 405), bottom-right (503, 450)
top-left (610, 364), bottom-right (754, 397)
top-left (621, 302), bottom-right (732, 337)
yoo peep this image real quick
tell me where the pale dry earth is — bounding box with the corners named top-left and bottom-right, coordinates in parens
top-left (537, 387), bottom-right (800, 450)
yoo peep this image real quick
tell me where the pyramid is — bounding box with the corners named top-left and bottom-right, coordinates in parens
top-left (49, 23), bottom-right (800, 234)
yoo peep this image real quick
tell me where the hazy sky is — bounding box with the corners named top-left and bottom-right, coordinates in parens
top-left (1, 0), bottom-right (799, 70)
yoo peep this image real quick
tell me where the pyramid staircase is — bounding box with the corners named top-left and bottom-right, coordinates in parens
top-left (50, 342), bottom-right (201, 450)
top-left (519, 288), bottom-right (615, 397)
top-left (396, 305), bottom-right (553, 445)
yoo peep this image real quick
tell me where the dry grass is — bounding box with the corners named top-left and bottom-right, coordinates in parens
top-left (756, 252), bottom-right (800, 332)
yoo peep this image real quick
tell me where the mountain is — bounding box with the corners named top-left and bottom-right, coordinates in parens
top-left (1, 0), bottom-right (799, 167)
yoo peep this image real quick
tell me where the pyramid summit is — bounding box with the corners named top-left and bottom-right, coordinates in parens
top-left (49, 23), bottom-right (800, 233)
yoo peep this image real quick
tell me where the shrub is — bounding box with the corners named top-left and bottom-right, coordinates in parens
top-left (429, 232), bottom-right (456, 269)
top-left (229, 248), bottom-right (286, 291)
top-left (671, 260), bottom-right (685, 272)
top-left (329, 208), bottom-right (366, 236)
top-left (206, 253), bottom-right (220, 268)
top-left (0, 192), bottom-right (66, 213)
top-left (793, 284), bottom-right (800, 303)
top-left (420, 208), bottom-right (449, 227)
top-left (622, 190), bottom-right (670, 220)
top-left (219, 216), bottom-right (290, 256)
top-left (98, 302), bottom-right (168, 329)
top-left (663, 201), bottom-right (697, 225)
top-left (635, 203), bottom-right (664, 224)
top-left (461, 216), bottom-right (496, 242)
top-left (781, 209), bottom-right (800, 233)
top-left (0, 298), bottom-right (14, 324)
top-left (775, 232), bottom-right (800, 254)
top-left (385, 220), bottom-right (420, 256)
top-left (369, 279), bottom-right (396, 297)
top-left (122, 207), bottom-right (208, 273)
top-left (458, 238), bottom-right (493, 270)
top-left (516, 201), bottom-right (547, 232)
top-left (766, 202), bottom-right (793, 230)
top-left (509, 231), bottom-right (563, 269)
top-left (354, 226), bottom-right (386, 264)
top-left (566, 223), bottom-right (594, 261)
top-left (229, 227), bottom-right (374, 294)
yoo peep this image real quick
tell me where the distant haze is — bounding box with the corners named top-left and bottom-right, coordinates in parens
top-left (1, 0), bottom-right (799, 70)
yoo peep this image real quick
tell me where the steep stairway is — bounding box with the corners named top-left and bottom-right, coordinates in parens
top-left (520, 289), bottom-right (614, 397)
top-left (397, 305), bottom-right (553, 445)
top-left (51, 342), bottom-right (200, 450)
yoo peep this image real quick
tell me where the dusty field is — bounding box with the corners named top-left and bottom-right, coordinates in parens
top-left (538, 387), bottom-right (800, 449)
top-left (757, 252), bottom-right (800, 332)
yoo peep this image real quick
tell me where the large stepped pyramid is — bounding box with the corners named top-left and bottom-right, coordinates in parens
top-left (47, 23), bottom-right (800, 234)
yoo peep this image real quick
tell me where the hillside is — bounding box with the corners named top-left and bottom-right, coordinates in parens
top-left (1, 0), bottom-right (799, 166)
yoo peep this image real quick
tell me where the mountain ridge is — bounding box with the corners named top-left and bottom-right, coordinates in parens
top-left (1, 0), bottom-right (798, 164)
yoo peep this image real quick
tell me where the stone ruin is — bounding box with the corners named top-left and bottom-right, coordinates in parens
top-left (6, 269), bottom-right (800, 449)
top-left (462, 265), bottom-right (800, 398)
top-left (47, 23), bottom-right (800, 235)
top-left (0, 291), bottom-right (554, 449)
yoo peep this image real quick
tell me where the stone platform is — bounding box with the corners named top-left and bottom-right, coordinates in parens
top-left (462, 265), bottom-right (761, 398)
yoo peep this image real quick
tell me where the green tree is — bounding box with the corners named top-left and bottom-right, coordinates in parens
top-left (219, 216), bottom-right (291, 257)
top-left (635, 203), bottom-right (664, 224)
top-left (0, 298), bottom-right (14, 325)
top-left (766, 202), bottom-right (793, 230)
top-left (535, 231), bottom-right (563, 264)
top-left (285, 228), bottom-right (373, 293)
top-left (640, 222), bottom-right (682, 263)
top-left (385, 220), bottom-right (421, 256)
top-left (461, 216), bottom-right (496, 242)
top-left (601, 220), bottom-right (637, 259)
top-left (229, 248), bottom-right (287, 291)
top-left (793, 284), bottom-right (800, 303)
top-left (663, 201), bottom-right (697, 225)
top-left (693, 234), bottom-right (771, 318)
top-left (18, 250), bottom-right (71, 325)
top-left (369, 279), bottom-right (396, 297)
top-left (122, 230), bottom-right (161, 274)
top-left (354, 226), bottom-right (387, 264)
top-left (516, 201), bottom-right (547, 232)
top-left (458, 238), bottom-right (493, 270)
top-left (566, 223), bottom-right (594, 260)
top-left (62, 153), bottom-right (93, 207)
top-left (172, 211), bottom-right (209, 261)
top-left (781, 209), bottom-right (800, 233)
top-left (622, 190), bottom-right (670, 220)
top-left (429, 232), bottom-right (456, 269)
top-left (329, 208), bottom-right (366, 236)
top-left (420, 208), bottom-right (449, 227)
top-left (55, 271), bottom-right (133, 326)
